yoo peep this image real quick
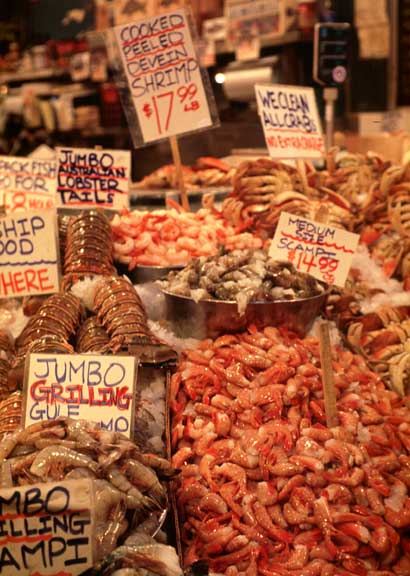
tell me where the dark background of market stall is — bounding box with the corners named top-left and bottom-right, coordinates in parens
top-left (0, 0), bottom-right (403, 180)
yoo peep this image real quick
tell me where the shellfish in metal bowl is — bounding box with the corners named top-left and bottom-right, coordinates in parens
top-left (162, 289), bottom-right (328, 339)
top-left (161, 250), bottom-right (328, 338)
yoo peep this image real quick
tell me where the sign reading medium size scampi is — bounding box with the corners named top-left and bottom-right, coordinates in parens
top-left (255, 84), bottom-right (325, 159)
top-left (0, 155), bottom-right (57, 214)
top-left (114, 10), bottom-right (213, 143)
top-left (269, 211), bottom-right (359, 287)
top-left (0, 479), bottom-right (94, 576)
top-left (56, 147), bottom-right (131, 209)
top-left (24, 353), bottom-right (137, 437)
top-left (0, 209), bottom-right (59, 299)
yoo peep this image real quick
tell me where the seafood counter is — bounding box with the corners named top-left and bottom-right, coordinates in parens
top-left (3, 148), bottom-right (410, 575)
top-left (134, 157), bottom-right (235, 190)
top-left (163, 251), bottom-right (325, 308)
top-left (0, 417), bottom-right (182, 576)
top-left (171, 328), bottom-right (410, 575)
top-left (111, 208), bottom-right (262, 269)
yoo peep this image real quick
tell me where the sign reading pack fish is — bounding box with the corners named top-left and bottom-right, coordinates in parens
top-left (255, 84), bottom-right (325, 159)
top-left (0, 155), bottom-right (57, 214)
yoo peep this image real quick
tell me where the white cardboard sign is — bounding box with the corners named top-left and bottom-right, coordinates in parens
top-left (0, 479), bottom-right (94, 576)
top-left (56, 147), bottom-right (131, 210)
top-left (255, 84), bottom-right (325, 159)
top-left (269, 211), bottom-right (359, 287)
top-left (114, 10), bottom-right (213, 143)
top-left (24, 353), bottom-right (137, 437)
top-left (0, 209), bottom-right (59, 299)
top-left (0, 155), bottom-right (57, 214)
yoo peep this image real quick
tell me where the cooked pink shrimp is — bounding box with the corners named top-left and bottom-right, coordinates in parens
top-left (112, 208), bottom-right (261, 268)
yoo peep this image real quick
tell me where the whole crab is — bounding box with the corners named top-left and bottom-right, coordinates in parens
top-left (321, 148), bottom-right (387, 224)
top-left (222, 158), bottom-right (353, 236)
top-left (347, 305), bottom-right (410, 395)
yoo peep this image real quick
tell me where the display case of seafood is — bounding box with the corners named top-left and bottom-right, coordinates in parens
top-left (170, 327), bottom-right (410, 575)
top-left (3, 145), bottom-right (410, 575)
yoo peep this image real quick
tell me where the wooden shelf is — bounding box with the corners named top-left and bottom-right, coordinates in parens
top-left (0, 68), bottom-right (66, 84)
top-left (214, 30), bottom-right (302, 56)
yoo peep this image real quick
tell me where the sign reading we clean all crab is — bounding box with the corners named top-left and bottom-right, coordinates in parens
top-left (0, 479), bottom-right (94, 575)
top-left (255, 84), bottom-right (325, 159)
top-left (24, 353), bottom-right (137, 437)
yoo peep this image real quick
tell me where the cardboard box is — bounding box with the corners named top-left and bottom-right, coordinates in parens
top-left (337, 131), bottom-right (410, 164)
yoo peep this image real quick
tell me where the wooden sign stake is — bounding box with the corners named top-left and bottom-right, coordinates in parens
top-left (315, 204), bottom-right (329, 224)
top-left (318, 320), bottom-right (339, 428)
top-left (297, 159), bottom-right (309, 193)
top-left (170, 135), bottom-right (190, 212)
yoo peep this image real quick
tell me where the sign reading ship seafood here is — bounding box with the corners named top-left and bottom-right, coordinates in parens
top-left (269, 212), bottom-right (359, 287)
top-left (0, 479), bottom-right (93, 575)
top-left (0, 210), bottom-right (59, 299)
top-left (24, 354), bottom-right (137, 437)
top-left (255, 84), bottom-right (325, 159)
top-left (114, 10), bottom-right (213, 143)
top-left (56, 147), bottom-right (131, 209)
top-left (0, 155), bottom-right (57, 214)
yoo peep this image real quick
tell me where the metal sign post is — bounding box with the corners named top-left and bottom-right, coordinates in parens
top-left (313, 22), bottom-right (350, 151)
top-left (324, 87), bottom-right (338, 149)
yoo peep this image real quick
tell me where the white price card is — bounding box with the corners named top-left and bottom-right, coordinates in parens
top-left (269, 212), bottom-right (360, 287)
top-left (255, 84), bottom-right (325, 159)
top-left (0, 209), bottom-right (59, 299)
top-left (56, 147), bottom-right (131, 210)
top-left (0, 155), bottom-right (57, 214)
top-left (114, 10), bottom-right (213, 143)
top-left (0, 479), bottom-right (94, 576)
top-left (24, 353), bottom-right (137, 437)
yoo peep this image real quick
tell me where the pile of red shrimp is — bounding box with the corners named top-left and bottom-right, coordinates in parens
top-left (111, 209), bottom-right (262, 268)
top-left (171, 326), bottom-right (410, 576)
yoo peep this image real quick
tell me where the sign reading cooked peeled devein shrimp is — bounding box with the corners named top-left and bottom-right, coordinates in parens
top-left (269, 211), bottom-right (359, 287)
top-left (0, 479), bottom-right (94, 576)
top-left (0, 209), bottom-right (59, 299)
top-left (114, 10), bottom-right (213, 143)
top-left (255, 84), bottom-right (325, 159)
top-left (24, 353), bottom-right (137, 437)
top-left (0, 155), bottom-right (57, 214)
top-left (56, 147), bottom-right (131, 209)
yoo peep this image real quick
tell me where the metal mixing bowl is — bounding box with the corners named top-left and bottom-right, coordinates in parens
top-left (162, 289), bottom-right (328, 339)
top-left (116, 263), bottom-right (184, 283)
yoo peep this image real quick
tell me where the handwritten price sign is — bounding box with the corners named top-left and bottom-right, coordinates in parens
top-left (269, 212), bottom-right (359, 287)
top-left (56, 147), bottom-right (130, 210)
top-left (114, 10), bottom-right (213, 143)
top-left (0, 210), bottom-right (59, 299)
top-left (0, 155), bottom-right (57, 214)
top-left (24, 353), bottom-right (137, 437)
top-left (0, 479), bottom-right (93, 575)
top-left (255, 84), bottom-right (325, 159)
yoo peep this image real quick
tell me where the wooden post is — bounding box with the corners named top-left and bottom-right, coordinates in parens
top-left (315, 204), bottom-right (329, 224)
top-left (170, 135), bottom-right (190, 212)
top-left (297, 159), bottom-right (309, 193)
top-left (318, 320), bottom-right (339, 428)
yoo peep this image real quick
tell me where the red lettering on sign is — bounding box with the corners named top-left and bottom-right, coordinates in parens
top-left (38, 268), bottom-right (54, 291)
top-left (142, 82), bottom-right (200, 135)
top-left (0, 269), bottom-right (55, 296)
top-left (13, 272), bottom-right (25, 293)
